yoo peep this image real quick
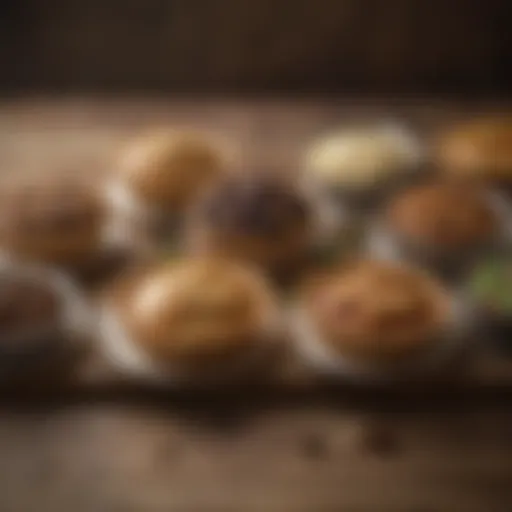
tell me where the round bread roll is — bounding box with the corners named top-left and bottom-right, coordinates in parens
top-left (303, 123), bottom-right (423, 207)
top-left (0, 260), bottom-right (91, 383)
top-left (99, 257), bottom-right (282, 384)
top-left (367, 182), bottom-right (511, 278)
top-left (0, 177), bottom-right (106, 269)
top-left (105, 129), bottom-right (233, 222)
top-left (186, 174), bottom-right (318, 276)
top-left (436, 117), bottom-right (512, 182)
top-left (292, 260), bottom-right (470, 381)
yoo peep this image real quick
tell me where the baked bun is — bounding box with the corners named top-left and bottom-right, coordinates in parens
top-left (367, 182), bottom-right (511, 278)
top-left (106, 129), bottom-right (232, 216)
top-left (385, 183), bottom-right (498, 251)
top-left (99, 257), bottom-right (281, 384)
top-left (0, 177), bottom-right (106, 268)
top-left (436, 117), bottom-right (512, 182)
top-left (292, 260), bottom-right (469, 381)
top-left (186, 174), bottom-right (314, 274)
top-left (0, 260), bottom-right (91, 383)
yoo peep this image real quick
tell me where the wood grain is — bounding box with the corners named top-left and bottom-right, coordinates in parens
top-left (1, 98), bottom-right (512, 512)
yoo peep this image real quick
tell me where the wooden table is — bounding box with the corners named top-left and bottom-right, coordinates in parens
top-left (1, 98), bottom-right (512, 512)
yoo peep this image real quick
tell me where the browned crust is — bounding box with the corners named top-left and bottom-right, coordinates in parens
top-left (104, 258), bottom-right (278, 369)
top-left (0, 178), bottom-right (105, 265)
top-left (436, 117), bottom-right (512, 180)
top-left (299, 259), bottom-right (452, 363)
top-left (384, 182), bottom-right (497, 251)
top-left (114, 130), bottom-right (229, 211)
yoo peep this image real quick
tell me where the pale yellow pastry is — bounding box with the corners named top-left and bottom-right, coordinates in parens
top-left (304, 124), bottom-right (422, 191)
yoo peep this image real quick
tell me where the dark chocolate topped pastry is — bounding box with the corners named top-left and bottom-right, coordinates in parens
top-left (0, 178), bottom-right (106, 267)
top-left (201, 177), bottom-right (309, 238)
top-left (187, 174), bottom-right (313, 274)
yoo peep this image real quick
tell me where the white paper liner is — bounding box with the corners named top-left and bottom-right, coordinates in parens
top-left (102, 179), bottom-right (156, 250)
top-left (289, 292), bottom-right (475, 384)
top-left (300, 181), bottom-right (352, 249)
top-left (302, 121), bottom-right (425, 198)
top-left (102, 178), bottom-right (187, 255)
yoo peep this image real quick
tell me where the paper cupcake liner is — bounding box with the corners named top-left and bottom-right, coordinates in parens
top-left (299, 183), bottom-right (361, 266)
top-left (102, 179), bottom-right (182, 254)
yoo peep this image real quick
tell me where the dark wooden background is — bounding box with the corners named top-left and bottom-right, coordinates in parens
top-left (1, 0), bottom-right (509, 95)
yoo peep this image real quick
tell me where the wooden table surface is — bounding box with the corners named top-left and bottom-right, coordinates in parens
top-left (1, 98), bottom-right (512, 512)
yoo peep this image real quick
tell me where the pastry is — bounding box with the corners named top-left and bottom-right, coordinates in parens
top-left (292, 260), bottom-right (471, 382)
top-left (367, 182), bottom-right (511, 279)
top-left (436, 116), bottom-right (512, 186)
top-left (104, 128), bottom-right (233, 249)
top-left (186, 174), bottom-right (329, 277)
top-left (98, 256), bottom-right (282, 385)
top-left (0, 177), bottom-right (108, 273)
top-left (303, 123), bottom-right (423, 209)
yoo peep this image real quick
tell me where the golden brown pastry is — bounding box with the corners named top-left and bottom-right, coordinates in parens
top-left (367, 182), bottom-right (511, 277)
top-left (0, 177), bottom-right (106, 269)
top-left (0, 260), bottom-right (91, 383)
top-left (99, 256), bottom-right (282, 384)
top-left (105, 129), bottom-right (232, 226)
top-left (292, 260), bottom-right (469, 381)
top-left (186, 174), bottom-right (315, 275)
top-left (385, 183), bottom-right (497, 251)
top-left (436, 117), bottom-right (512, 182)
